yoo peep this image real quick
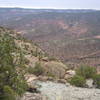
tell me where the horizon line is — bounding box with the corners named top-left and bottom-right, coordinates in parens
top-left (0, 6), bottom-right (100, 10)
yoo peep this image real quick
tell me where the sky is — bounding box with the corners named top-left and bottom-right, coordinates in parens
top-left (0, 0), bottom-right (100, 10)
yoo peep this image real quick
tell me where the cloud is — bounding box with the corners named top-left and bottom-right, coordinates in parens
top-left (0, 0), bottom-right (100, 10)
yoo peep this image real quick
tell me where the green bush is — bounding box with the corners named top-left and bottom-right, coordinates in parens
top-left (76, 65), bottom-right (96, 79)
top-left (2, 86), bottom-right (16, 100)
top-left (0, 31), bottom-right (27, 100)
top-left (93, 74), bottom-right (100, 88)
top-left (69, 75), bottom-right (86, 87)
top-left (28, 62), bottom-right (45, 76)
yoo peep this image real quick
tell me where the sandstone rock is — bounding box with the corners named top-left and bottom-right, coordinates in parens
top-left (57, 79), bottom-right (67, 84)
top-left (42, 61), bottom-right (67, 79)
top-left (42, 57), bottom-right (49, 62)
top-left (66, 70), bottom-right (76, 76)
top-left (20, 92), bottom-right (43, 100)
top-left (38, 76), bottom-right (49, 82)
top-left (64, 74), bottom-right (72, 80)
top-left (86, 79), bottom-right (94, 88)
top-left (25, 74), bottom-right (38, 83)
top-left (64, 70), bottom-right (76, 80)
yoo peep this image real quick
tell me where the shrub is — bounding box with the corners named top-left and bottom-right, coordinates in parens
top-left (69, 75), bottom-right (86, 87)
top-left (28, 62), bottom-right (45, 76)
top-left (24, 58), bottom-right (30, 64)
top-left (48, 56), bottom-right (57, 61)
top-left (2, 86), bottom-right (16, 100)
top-left (76, 65), bottom-right (96, 79)
top-left (47, 72), bottom-right (55, 78)
top-left (0, 31), bottom-right (27, 100)
top-left (93, 74), bottom-right (100, 88)
top-left (28, 67), bottom-right (35, 74)
top-left (33, 47), bottom-right (38, 57)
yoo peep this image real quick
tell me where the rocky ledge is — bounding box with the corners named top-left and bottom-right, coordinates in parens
top-left (21, 81), bottom-right (100, 100)
top-left (37, 81), bottom-right (100, 100)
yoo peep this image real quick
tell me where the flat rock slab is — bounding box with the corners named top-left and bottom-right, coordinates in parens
top-left (37, 81), bottom-right (100, 100)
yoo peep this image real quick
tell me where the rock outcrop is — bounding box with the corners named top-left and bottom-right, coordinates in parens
top-left (42, 61), bottom-right (67, 79)
top-left (37, 81), bottom-right (100, 100)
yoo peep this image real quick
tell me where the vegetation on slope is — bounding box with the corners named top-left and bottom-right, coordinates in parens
top-left (0, 27), bottom-right (27, 100)
top-left (93, 74), bottom-right (100, 88)
top-left (76, 65), bottom-right (96, 79)
top-left (69, 65), bottom-right (100, 88)
top-left (0, 26), bottom-right (69, 100)
top-left (28, 62), bottom-right (45, 76)
top-left (69, 75), bottom-right (86, 87)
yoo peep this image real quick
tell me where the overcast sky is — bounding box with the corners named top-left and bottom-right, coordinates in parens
top-left (0, 0), bottom-right (100, 10)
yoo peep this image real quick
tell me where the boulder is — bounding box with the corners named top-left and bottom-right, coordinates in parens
top-left (86, 79), bottom-right (94, 88)
top-left (38, 76), bottom-right (49, 82)
top-left (42, 61), bottom-right (67, 79)
top-left (66, 70), bottom-right (76, 76)
top-left (64, 74), bottom-right (72, 80)
top-left (25, 74), bottom-right (38, 83)
top-left (64, 70), bottom-right (76, 80)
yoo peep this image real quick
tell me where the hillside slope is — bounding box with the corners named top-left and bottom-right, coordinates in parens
top-left (0, 26), bottom-right (68, 80)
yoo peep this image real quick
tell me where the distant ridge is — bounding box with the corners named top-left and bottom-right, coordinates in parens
top-left (0, 7), bottom-right (99, 13)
